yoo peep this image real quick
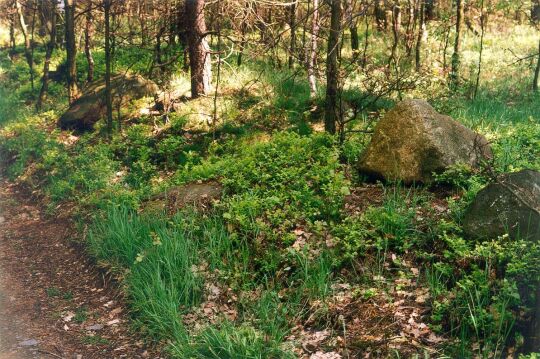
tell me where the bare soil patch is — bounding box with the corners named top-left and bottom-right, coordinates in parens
top-left (0, 179), bottom-right (161, 359)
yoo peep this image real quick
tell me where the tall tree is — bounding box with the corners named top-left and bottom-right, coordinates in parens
top-left (473, 0), bottom-right (486, 99)
top-left (346, 0), bottom-right (359, 52)
top-left (374, 0), bottom-right (387, 30)
top-left (185, 0), bottom-right (211, 98)
top-left (415, 0), bottom-right (426, 71)
top-left (307, 0), bottom-right (320, 98)
top-left (8, 6), bottom-right (16, 51)
top-left (388, 1), bottom-right (401, 67)
top-left (288, 0), bottom-right (297, 69)
top-left (324, 0), bottom-right (342, 134)
top-left (450, 0), bottom-right (463, 88)
top-left (104, 0), bottom-right (113, 133)
top-left (64, 0), bottom-right (80, 103)
top-left (84, 1), bottom-right (95, 83)
top-left (15, 0), bottom-right (34, 89)
top-left (534, 38), bottom-right (540, 92)
top-left (37, 0), bottom-right (57, 110)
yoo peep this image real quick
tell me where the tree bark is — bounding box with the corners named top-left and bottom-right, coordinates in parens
top-left (361, 5), bottom-right (370, 68)
top-left (64, 0), bottom-right (80, 103)
top-left (425, 0), bottom-right (437, 20)
top-left (473, 0), bottom-right (486, 99)
top-left (450, 0), bottom-right (463, 88)
top-left (84, 4), bottom-right (95, 83)
top-left (532, 0), bottom-right (540, 24)
top-left (415, 0), bottom-right (425, 72)
top-left (15, 0), bottom-right (34, 90)
top-left (104, 0), bottom-right (113, 133)
top-left (236, 3), bottom-right (249, 67)
top-left (185, 0), bottom-right (211, 98)
top-left (389, 2), bottom-right (401, 67)
top-left (325, 0), bottom-right (342, 135)
top-left (288, 0), bottom-right (297, 69)
top-left (37, 0), bottom-right (57, 111)
top-left (534, 38), bottom-right (540, 93)
top-left (9, 11), bottom-right (16, 51)
top-left (350, 26), bottom-right (359, 51)
top-left (375, 0), bottom-right (387, 30)
top-left (307, 0), bottom-right (320, 98)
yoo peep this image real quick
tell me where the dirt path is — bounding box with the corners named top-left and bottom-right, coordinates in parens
top-left (0, 179), bottom-right (161, 359)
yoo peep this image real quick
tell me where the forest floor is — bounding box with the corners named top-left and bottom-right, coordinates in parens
top-left (0, 179), bottom-right (158, 359)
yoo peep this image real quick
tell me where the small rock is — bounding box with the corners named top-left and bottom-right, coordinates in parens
top-left (19, 339), bottom-right (39, 347)
top-left (85, 324), bottom-right (104, 331)
top-left (0, 216), bottom-right (5, 223)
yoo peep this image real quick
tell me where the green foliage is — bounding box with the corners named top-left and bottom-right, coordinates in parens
top-left (332, 187), bottom-right (425, 263)
top-left (178, 132), bottom-right (348, 244)
top-left (427, 222), bottom-right (540, 356)
top-left (176, 322), bottom-right (293, 359)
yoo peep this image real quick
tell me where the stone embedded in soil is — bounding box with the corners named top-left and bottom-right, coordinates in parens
top-left (462, 169), bottom-right (540, 240)
top-left (57, 74), bottom-right (159, 132)
top-left (358, 99), bottom-right (492, 184)
top-left (85, 324), bottom-right (104, 331)
top-left (18, 339), bottom-right (39, 347)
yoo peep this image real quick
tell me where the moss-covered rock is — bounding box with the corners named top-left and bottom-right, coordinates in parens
top-left (358, 99), bottom-right (492, 183)
top-left (58, 74), bottom-right (159, 132)
top-left (463, 169), bottom-right (540, 240)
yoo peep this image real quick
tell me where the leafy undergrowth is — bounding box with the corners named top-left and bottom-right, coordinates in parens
top-left (1, 42), bottom-right (540, 359)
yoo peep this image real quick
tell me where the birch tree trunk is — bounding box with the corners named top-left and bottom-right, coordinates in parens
top-left (307, 0), bottom-right (320, 98)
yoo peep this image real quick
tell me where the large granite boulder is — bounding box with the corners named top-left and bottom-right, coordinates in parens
top-left (463, 170), bottom-right (540, 240)
top-left (358, 99), bottom-right (492, 183)
top-left (58, 74), bottom-right (159, 132)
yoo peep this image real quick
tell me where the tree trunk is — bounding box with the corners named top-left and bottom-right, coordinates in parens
top-left (375, 0), bottom-right (386, 30)
top-left (404, 0), bottom-right (415, 57)
top-left (415, 0), bottom-right (425, 72)
top-left (534, 38), bottom-right (540, 93)
top-left (307, 0), bottom-right (320, 98)
top-left (346, 0), bottom-right (358, 51)
top-left (237, 3), bottom-right (249, 66)
top-left (361, 5), bottom-right (370, 68)
top-left (450, 0), bottom-right (463, 88)
top-left (324, 0), bottom-right (342, 135)
top-left (29, 0), bottom-right (37, 90)
top-left (64, 0), bottom-right (80, 104)
top-left (288, 0), bottom-right (297, 69)
top-left (473, 0), bottom-right (486, 99)
top-left (84, 5), bottom-right (95, 83)
top-left (532, 0), bottom-right (540, 24)
top-left (351, 26), bottom-right (359, 52)
top-left (9, 11), bottom-right (16, 51)
top-left (185, 0), bottom-right (211, 98)
top-left (37, 0), bottom-right (57, 111)
top-left (15, 0), bottom-right (34, 90)
top-left (389, 2), bottom-right (401, 67)
top-left (104, 0), bottom-right (113, 133)
top-left (425, 0), bottom-right (437, 20)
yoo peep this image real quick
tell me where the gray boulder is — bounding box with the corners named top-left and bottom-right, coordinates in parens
top-left (463, 170), bottom-right (540, 240)
top-left (58, 74), bottom-right (159, 132)
top-left (358, 99), bottom-right (492, 183)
